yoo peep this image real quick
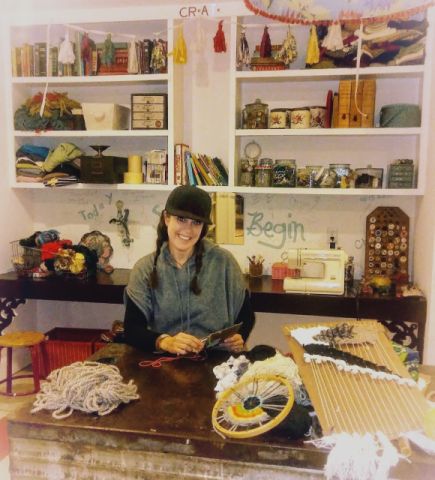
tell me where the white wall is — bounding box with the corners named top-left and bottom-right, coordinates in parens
top-left (1, 1), bottom-right (434, 368)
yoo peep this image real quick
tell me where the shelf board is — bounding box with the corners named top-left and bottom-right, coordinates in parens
top-left (235, 128), bottom-right (421, 136)
top-left (12, 74), bottom-right (169, 85)
top-left (12, 182), bottom-right (173, 191)
top-left (230, 187), bottom-right (423, 196)
top-left (235, 65), bottom-right (425, 81)
top-left (12, 183), bottom-right (421, 196)
top-left (14, 130), bottom-right (169, 137)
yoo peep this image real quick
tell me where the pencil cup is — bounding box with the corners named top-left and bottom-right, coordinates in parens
top-left (249, 263), bottom-right (263, 277)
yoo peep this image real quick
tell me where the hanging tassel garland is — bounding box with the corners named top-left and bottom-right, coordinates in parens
top-left (260, 26), bottom-right (272, 58)
top-left (237, 30), bottom-right (251, 67)
top-left (306, 25), bottom-right (320, 66)
top-left (173, 27), bottom-right (188, 64)
top-left (276, 26), bottom-right (298, 67)
top-left (322, 22), bottom-right (344, 52)
top-left (127, 40), bottom-right (139, 74)
top-left (213, 20), bottom-right (226, 53)
top-left (58, 31), bottom-right (75, 65)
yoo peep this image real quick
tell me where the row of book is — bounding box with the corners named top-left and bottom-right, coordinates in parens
top-left (332, 79), bottom-right (376, 128)
top-left (11, 36), bottom-right (167, 77)
top-left (174, 144), bottom-right (228, 187)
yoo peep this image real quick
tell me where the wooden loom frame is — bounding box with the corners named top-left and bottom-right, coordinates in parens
top-left (284, 320), bottom-right (429, 439)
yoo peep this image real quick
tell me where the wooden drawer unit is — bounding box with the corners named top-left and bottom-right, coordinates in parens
top-left (131, 93), bottom-right (167, 130)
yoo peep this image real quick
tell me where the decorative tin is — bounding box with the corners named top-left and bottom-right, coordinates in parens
top-left (309, 106), bottom-right (327, 128)
top-left (268, 108), bottom-right (288, 128)
top-left (387, 159), bottom-right (414, 188)
top-left (290, 107), bottom-right (310, 129)
top-left (242, 98), bottom-right (269, 129)
top-left (272, 159), bottom-right (296, 187)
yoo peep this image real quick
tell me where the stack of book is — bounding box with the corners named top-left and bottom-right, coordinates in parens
top-left (174, 144), bottom-right (228, 186)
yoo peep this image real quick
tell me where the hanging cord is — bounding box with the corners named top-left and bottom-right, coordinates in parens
top-left (139, 352), bottom-right (207, 368)
top-left (354, 19), bottom-right (368, 119)
top-left (39, 24), bottom-right (51, 118)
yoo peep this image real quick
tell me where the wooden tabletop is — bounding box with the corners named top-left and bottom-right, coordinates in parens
top-left (7, 344), bottom-right (435, 478)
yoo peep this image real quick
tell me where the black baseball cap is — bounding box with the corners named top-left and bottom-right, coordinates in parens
top-left (165, 186), bottom-right (212, 224)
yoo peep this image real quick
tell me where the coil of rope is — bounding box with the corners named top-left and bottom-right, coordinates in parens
top-left (31, 361), bottom-right (139, 419)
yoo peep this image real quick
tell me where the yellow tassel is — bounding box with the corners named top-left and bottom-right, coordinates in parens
top-left (305, 25), bottom-right (320, 65)
top-left (173, 26), bottom-right (187, 64)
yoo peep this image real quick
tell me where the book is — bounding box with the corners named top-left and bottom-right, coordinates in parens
top-left (361, 79), bottom-right (376, 128)
top-left (211, 157), bottom-right (228, 185)
top-left (174, 143), bottom-right (189, 185)
top-left (191, 153), bottom-right (209, 185)
top-left (194, 154), bottom-right (214, 186)
top-left (189, 154), bottom-right (204, 185)
top-left (184, 152), bottom-right (196, 185)
top-left (337, 80), bottom-right (351, 128)
top-left (331, 92), bottom-right (339, 128)
top-left (349, 80), bottom-right (363, 128)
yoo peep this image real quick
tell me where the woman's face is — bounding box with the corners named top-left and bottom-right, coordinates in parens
top-left (164, 212), bottom-right (204, 257)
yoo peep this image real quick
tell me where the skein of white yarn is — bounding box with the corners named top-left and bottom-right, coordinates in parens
top-left (31, 361), bottom-right (139, 419)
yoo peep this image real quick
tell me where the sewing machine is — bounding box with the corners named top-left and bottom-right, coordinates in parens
top-left (283, 248), bottom-right (348, 295)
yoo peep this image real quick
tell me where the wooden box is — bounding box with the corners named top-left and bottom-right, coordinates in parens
top-left (131, 93), bottom-right (167, 129)
top-left (82, 103), bottom-right (130, 130)
top-left (81, 155), bottom-right (128, 183)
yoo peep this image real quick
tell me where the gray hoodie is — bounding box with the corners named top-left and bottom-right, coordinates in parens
top-left (125, 239), bottom-right (245, 338)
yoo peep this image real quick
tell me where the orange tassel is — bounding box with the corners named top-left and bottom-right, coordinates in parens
top-left (213, 20), bottom-right (226, 53)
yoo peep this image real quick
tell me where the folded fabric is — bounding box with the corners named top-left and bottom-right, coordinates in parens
top-left (42, 143), bottom-right (83, 173)
top-left (16, 144), bottom-right (50, 159)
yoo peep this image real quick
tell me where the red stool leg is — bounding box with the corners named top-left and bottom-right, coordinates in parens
top-left (29, 344), bottom-right (41, 393)
top-left (6, 347), bottom-right (13, 395)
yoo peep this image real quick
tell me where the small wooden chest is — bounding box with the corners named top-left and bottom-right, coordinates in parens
top-left (131, 93), bottom-right (167, 130)
top-left (81, 155), bottom-right (128, 183)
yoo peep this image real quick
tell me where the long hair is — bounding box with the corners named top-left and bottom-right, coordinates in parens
top-left (148, 212), bottom-right (209, 294)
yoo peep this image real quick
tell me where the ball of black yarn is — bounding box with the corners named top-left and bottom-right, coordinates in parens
top-left (271, 403), bottom-right (312, 440)
top-left (245, 345), bottom-right (277, 362)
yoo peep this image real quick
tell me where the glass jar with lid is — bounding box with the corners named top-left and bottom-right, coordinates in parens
top-left (240, 158), bottom-right (255, 186)
top-left (329, 163), bottom-right (351, 188)
top-left (255, 165), bottom-right (272, 187)
top-left (242, 98), bottom-right (269, 129)
top-left (272, 159), bottom-right (296, 187)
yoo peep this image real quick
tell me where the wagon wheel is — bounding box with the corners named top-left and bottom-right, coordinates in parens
top-left (212, 374), bottom-right (294, 439)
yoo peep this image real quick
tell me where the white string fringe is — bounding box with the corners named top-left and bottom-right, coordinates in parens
top-left (31, 361), bottom-right (139, 419)
top-left (308, 432), bottom-right (401, 480)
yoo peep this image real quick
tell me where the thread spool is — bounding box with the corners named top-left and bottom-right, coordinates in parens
top-left (128, 155), bottom-right (142, 174)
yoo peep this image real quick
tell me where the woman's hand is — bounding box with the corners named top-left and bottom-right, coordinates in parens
top-left (223, 333), bottom-right (245, 353)
top-left (159, 332), bottom-right (204, 355)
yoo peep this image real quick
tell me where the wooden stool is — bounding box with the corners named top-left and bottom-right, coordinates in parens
top-left (0, 331), bottom-right (45, 396)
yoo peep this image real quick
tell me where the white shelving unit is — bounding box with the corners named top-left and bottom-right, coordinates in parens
top-left (6, 7), bottom-right (433, 197)
top-left (8, 17), bottom-right (174, 189)
top-left (227, 13), bottom-right (433, 197)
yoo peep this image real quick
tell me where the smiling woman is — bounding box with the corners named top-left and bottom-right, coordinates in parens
top-left (123, 185), bottom-right (255, 356)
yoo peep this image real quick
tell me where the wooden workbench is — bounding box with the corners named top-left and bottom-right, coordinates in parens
top-left (0, 270), bottom-right (427, 356)
top-left (7, 344), bottom-right (435, 479)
